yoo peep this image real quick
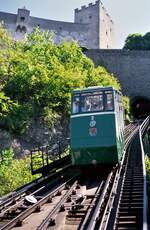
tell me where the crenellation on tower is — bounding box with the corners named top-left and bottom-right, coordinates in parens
top-left (75, 0), bottom-right (100, 12)
top-left (81, 5), bottom-right (87, 10)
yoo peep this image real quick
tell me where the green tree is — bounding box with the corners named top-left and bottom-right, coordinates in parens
top-left (124, 32), bottom-right (150, 50)
top-left (0, 25), bottom-right (127, 134)
top-left (124, 33), bottom-right (144, 50)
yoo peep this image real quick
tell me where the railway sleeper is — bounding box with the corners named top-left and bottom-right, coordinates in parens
top-left (122, 185), bottom-right (143, 189)
top-left (118, 207), bottom-right (143, 213)
top-left (120, 196), bottom-right (143, 200)
top-left (116, 216), bottom-right (141, 221)
top-left (123, 178), bottom-right (143, 181)
top-left (68, 209), bottom-right (87, 215)
top-left (123, 179), bottom-right (143, 183)
top-left (124, 173), bottom-right (143, 176)
top-left (123, 179), bottom-right (143, 182)
top-left (67, 213), bottom-right (85, 218)
top-left (115, 224), bottom-right (142, 230)
top-left (119, 202), bottom-right (143, 207)
top-left (115, 227), bottom-right (137, 230)
top-left (120, 199), bottom-right (143, 203)
top-left (124, 177), bottom-right (143, 181)
top-left (120, 190), bottom-right (143, 195)
top-left (115, 221), bottom-right (142, 228)
top-left (120, 195), bottom-right (143, 199)
top-left (121, 188), bottom-right (143, 192)
top-left (117, 211), bottom-right (142, 216)
top-left (65, 218), bottom-right (83, 225)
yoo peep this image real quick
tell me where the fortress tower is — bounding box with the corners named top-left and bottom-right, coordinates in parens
top-left (75, 0), bottom-right (114, 49)
top-left (0, 1), bottom-right (114, 49)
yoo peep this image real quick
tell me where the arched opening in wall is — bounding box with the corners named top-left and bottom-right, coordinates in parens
top-left (16, 25), bottom-right (27, 33)
top-left (131, 97), bottom-right (150, 119)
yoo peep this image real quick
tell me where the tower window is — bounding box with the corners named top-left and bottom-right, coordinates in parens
top-left (89, 15), bottom-right (92, 19)
top-left (20, 16), bottom-right (25, 21)
top-left (59, 27), bottom-right (62, 30)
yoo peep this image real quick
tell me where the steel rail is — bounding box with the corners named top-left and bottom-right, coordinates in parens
top-left (0, 162), bottom-right (71, 214)
top-left (79, 181), bottom-right (104, 230)
top-left (0, 175), bottom-right (63, 218)
top-left (124, 123), bottom-right (139, 149)
top-left (139, 116), bottom-right (149, 230)
top-left (0, 173), bottom-right (79, 230)
top-left (0, 155), bottom-right (71, 205)
top-left (85, 171), bottom-right (114, 230)
top-left (37, 180), bottom-right (78, 230)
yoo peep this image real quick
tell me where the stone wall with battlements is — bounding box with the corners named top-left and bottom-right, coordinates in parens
top-left (0, 1), bottom-right (113, 49)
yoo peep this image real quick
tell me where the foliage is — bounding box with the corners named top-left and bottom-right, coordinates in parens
top-left (0, 148), bottom-right (39, 196)
top-left (0, 92), bottom-right (15, 118)
top-left (0, 147), bottom-right (14, 166)
top-left (31, 151), bottom-right (52, 172)
top-left (124, 32), bottom-right (150, 50)
top-left (145, 155), bottom-right (150, 182)
top-left (0, 25), bottom-right (126, 134)
top-left (43, 107), bottom-right (58, 128)
top-left (122, 96), bottom-right (130, 122)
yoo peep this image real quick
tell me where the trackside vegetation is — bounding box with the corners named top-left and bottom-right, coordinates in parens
top-left (0, 23), bottom-right (127, 135)
top-left (0, 148), bottom-right (39, 196)
top-left (145, 156), bottom-right (150, 182)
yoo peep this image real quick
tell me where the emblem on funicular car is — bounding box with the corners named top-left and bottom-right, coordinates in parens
top-left (89, 116), bottom-right (97, 136)
top-left (90, 116), bottom-right (96, 127)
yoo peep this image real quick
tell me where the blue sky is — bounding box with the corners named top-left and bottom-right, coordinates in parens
top-left (0, 0), bottom-right (150, 48)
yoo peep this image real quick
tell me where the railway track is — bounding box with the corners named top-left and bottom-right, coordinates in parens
top-left (113, 118), bottom-right (149, 230)
top-left (7, 169), bottom-right (111, 230)
top-left (0, 155), bottom-right (71, 214)
top-left (0, 167), bottom-right (79, 230)
top-left (114, 135), bottom-right (144, 229)
top-left (96, 117), bottom-right (149, 230)
top-left (0, 120), bottom-right (148, 230)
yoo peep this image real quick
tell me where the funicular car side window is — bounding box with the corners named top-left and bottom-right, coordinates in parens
top-left (105, 91), bottom-right (114, 111)
top-left (81, 93), bottom-right (91, 112)
top-left (72, 95), bottom-right (80, 114)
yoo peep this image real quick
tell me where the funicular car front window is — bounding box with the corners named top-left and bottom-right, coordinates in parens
top-left (81, 92), bottom-right (104, 112)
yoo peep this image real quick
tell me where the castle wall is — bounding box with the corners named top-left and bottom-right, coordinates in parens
top-left (0, 1), bottom-right (114, 49)
top-left (85, 49), bottom-right (150, 100)
top-left (28, 16), bottom-right (89, 47)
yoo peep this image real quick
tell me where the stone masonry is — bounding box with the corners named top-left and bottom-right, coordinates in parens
top-left (0, 1), bottom-right (113, 49)
top-left (85, 49), bottom-right (150, 102)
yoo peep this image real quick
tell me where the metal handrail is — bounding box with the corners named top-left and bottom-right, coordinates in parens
top-left (139, 116), bottom-right (150, 230)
